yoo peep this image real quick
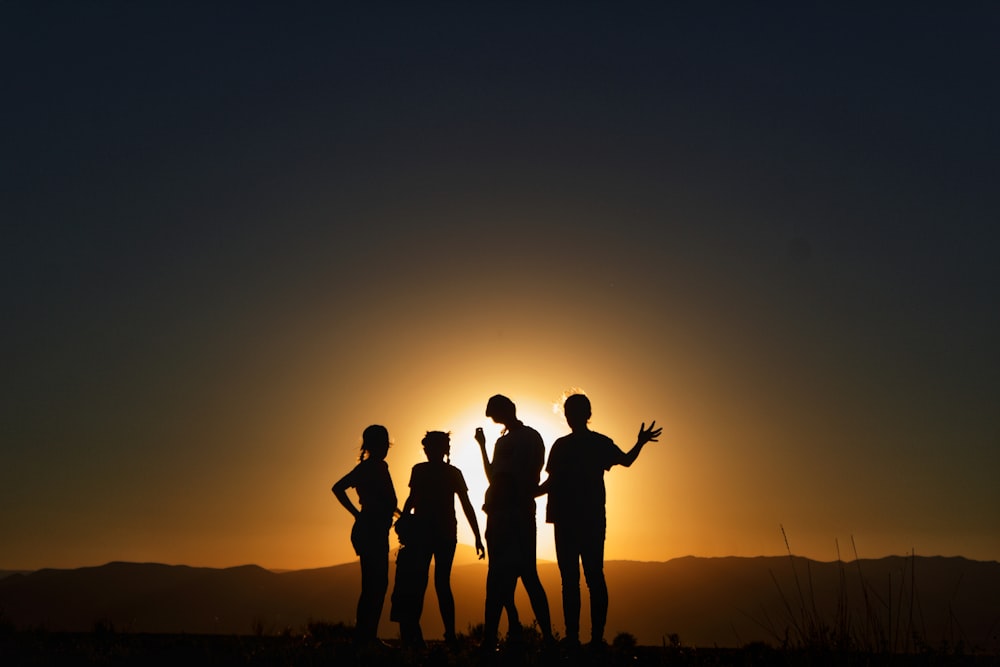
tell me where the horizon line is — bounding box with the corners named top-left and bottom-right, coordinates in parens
top-left (4, 551), bottom-right (997, 574)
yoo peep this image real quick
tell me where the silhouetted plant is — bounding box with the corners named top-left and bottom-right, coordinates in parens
top-left (612, 631), bottom-right (638, 660)
top-left (510, 619), bottom-right (542, 646)
top-left (658, 631), bottom-right (684, 662)
top-left (755, 528), bottom-right (950, 657)
top-left (742, 640), bottom-right (778, 665)
top-left (305, 619), bottom-right (353, 643)
top-left (465, 621), bottom-right (485, 643)
top-left (92, 617), bottom-right (115, 637)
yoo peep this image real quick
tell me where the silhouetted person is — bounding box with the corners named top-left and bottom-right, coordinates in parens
top-left (332, 424), bottom-right (398, 647)
top-left (392, 431), bottom-right (485, 647)
top-left (540, 394), bottom-right (661, 646)
top-left (389, 509), bottom-right (427, 648)
top-left (475, 394), bottom-right (554, 648)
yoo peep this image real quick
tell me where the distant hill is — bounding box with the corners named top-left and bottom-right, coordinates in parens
top-left (2, 554), bottom-right (998, 650)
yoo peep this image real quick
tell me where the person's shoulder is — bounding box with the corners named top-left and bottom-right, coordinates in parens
top-left (591, 431), bottom-right (615, 446)
top-left (351, 457), bottom-right (380, 479)
top-left (551, 433), bottom-right (573, 447)
top-left (546, 436), bottom-right (569, 464)
top-left (340, 461), bottom-right (363, 481)
top-left (521, 424), bottom-right (544, 443)
top-left (590, 431), bottom-right (620, 451)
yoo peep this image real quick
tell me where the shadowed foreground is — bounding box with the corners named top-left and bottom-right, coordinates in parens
top-left (2, 628), bottom-right (995, 667)
top-left (5, 556), bottom-right (999, 649)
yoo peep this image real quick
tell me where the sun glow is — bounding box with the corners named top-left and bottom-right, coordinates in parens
top-left (445, 399), bottom-right (568, 562)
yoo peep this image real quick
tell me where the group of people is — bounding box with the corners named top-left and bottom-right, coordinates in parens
top-left (331, 393), bottom-right (662, 650)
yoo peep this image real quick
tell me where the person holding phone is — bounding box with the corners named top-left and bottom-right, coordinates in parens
top-left (475, 394), bottom-right (554, 649)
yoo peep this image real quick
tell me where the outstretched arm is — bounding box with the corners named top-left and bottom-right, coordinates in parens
top-left (331, 475), bottom-right (359, 518)
top-left (458, 488), bottom-right (486, 560)
top-left (475, 427), bottom-right (493, 483)
top-left (619, 420), bottom-right (662, 468)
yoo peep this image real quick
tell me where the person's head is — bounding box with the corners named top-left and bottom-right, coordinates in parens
top-left (360, 424), bottom-right (390, 461)
top-left (485, 394), bottom-right (517, 425)
top-left (564, 394), bottom-right (591, 430)
top-left (421, 430), bottom-right (451, 463)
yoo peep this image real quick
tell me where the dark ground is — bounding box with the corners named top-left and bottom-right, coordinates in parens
top-left (1, 629), bottom-right (997, 667)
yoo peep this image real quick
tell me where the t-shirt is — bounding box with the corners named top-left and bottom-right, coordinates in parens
top-left (408, 461), bottom-right (468, 540)
top-left (342, 458), bottom-right (397, 521)
top-left (544, 430), bottom-right (625, 525)
top-left (485, 422), bottom-right (544, 517)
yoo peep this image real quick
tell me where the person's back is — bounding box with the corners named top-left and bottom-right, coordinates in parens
top-left (487, 422), bottom-right (544, 517)
top-left (408, 460), bottom-right (464, 540)
top-left (545, 429), bottom-right (619, 527)
top-left (352, 457), bottom-right (398, 519)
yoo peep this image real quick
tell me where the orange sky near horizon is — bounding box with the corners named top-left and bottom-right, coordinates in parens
top-left (4, 317), bottom-right (997, 572)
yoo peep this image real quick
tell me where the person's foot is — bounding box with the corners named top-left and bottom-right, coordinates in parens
top-left (353, 637), bottom-right (396, 654)
top-left (587, 637), bottom-right (608, 652)
top-left (536, 633), bottom-right (558, 655)
top-left (398, 621), bottom-right (426, 649)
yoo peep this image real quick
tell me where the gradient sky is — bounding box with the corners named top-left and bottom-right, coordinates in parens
top-left (3, 4), bottom-right (998, 571)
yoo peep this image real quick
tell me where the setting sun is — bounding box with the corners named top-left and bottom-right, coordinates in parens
top-left (441, 398), bottom-right (573, 563)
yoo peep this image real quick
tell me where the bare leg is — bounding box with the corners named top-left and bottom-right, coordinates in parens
top-left (356, 550), bottom-right (388, 643)
top-left (517, 517), bottom-right (553, 640)
top-left (434, 541), bottom-right (457, 640)
top-left (581, 519), bottom-right (608, 644)
top-left (554, 522), bottom-right (582, 642)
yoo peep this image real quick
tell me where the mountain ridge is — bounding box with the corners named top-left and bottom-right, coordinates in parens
top-left (2, 555), bottom-right (998, 649)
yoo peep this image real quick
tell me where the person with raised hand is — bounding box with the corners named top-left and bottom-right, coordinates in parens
top-left (540, 394), bottom-right (662, 648)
